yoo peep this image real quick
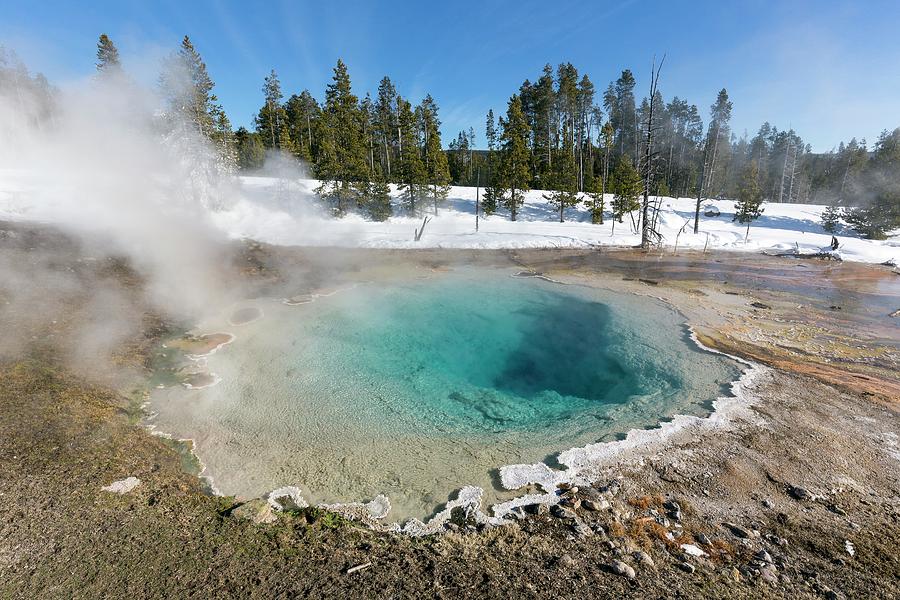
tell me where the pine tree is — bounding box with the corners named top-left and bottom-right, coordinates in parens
top-left (211, 106), bottom-right (237, 167)
top-left (734, 160), bottom-right (764, 241)
top-left (500, 95), bottom-right (531, 221)
top-left (586, 172), bottom-right (605, 224)
top-left (395, 96), bottom-right (426, 214)
top-left (606, 70), bottom-right (637, 162)
top-left (314, 59), bottom-right (369, 216)
top-left (374, 76), bottom-right (398, 179)
top-left (367, 177), bottom-right (393, 221)
top-left (543, 120), bottom-right (579, 222)
top-left (235, 127), bottom-right (265, 170)
top-left (483, 109), bottom-right (500, 215)
top-left (285, 90), bottom-right (319, 161)
top-left (821, 204), bottom-right (841, 233)
top-left (419, 95), bottom-right (451, 214)
top-left (610, 156), bottom-right (642, 234)
top-left (255, 70), bottom-right (290, 151)
top-left (704, 88), bottom-right (733, 197)
top-left (179, 37), bottom-right (217, 137)
top-left (157, 36), bottom-right (235, 172)
top-left (96, 34), bottom-right (121, 73)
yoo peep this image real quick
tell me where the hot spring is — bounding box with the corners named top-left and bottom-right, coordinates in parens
top-left (149, 268), bottom-right (743, 521)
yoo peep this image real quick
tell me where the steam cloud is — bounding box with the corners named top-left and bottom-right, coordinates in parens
top-left (0, 51), bottom-right (272, 374)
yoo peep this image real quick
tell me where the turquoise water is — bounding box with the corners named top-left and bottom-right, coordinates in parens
top-left (150, 269), bottom-right (742, 520)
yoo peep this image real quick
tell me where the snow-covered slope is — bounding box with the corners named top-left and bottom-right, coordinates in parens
top-left (1, 171), bottom-right (897, 265)
top-left (212, 177), bottom-right (898, 264)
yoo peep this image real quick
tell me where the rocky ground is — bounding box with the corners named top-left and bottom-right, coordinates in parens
top-left (0, 222), bottom-right (897, 598)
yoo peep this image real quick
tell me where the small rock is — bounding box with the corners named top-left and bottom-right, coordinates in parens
top-left (571, 518), bottom-right (592, 537)
top-left (750, 301), bottom-right (772, 309)
top-left (231, 499), bottom-right (277, 524)
top-left (560, 496), bottom-right (582, 510)
top-left (753, 549), bottom-right (774, 564)
top-left (583, 499), bottom-right (610, 512)
top-left (845, 540), bottom-right (855, 557)
top-left (664, 501), bottom-right (682, 521)
top-left (551, 504), bottom-right (577, 520)
top-left (788, 485), bottom-right (812, 501)
top-left (632, 550), bottom-right (654, 568)
top-left (762, 498), bottom-right (775, 509)
top-left (681, 544), bottom-right (707, 557)
top-left (610, 560), bottom-right (636, 580)
top-left (759, 564), bottom-right (779, 584)
top-left (525, 502), bottom-right (549, 516)
top-left (676, 561), bottom-right (696, 574)
top-left (828, 504), bottom-right (847, 516)
top-left (557, 553), bottom-right (575, 568)
top-left (723, 522), bottom-right (752, 538)
top-left (601, 480), bottom-right (621, 495)
top-left (696, 533), bottom-right (712, 546)
top-left (101, 477), bottom-right (141, 495)
top-left (764, 533), bottom-right (787, 546)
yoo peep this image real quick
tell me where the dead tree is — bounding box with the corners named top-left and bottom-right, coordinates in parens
top-left (640, 55), bottom-right (665, 250)
top-left (414, 216), bottom-right (431, 242)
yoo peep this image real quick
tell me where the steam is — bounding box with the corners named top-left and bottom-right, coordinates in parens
top-left (0, 51), bottom-right (259, 375)
top-left (3, 66), bottom-right (237, 307)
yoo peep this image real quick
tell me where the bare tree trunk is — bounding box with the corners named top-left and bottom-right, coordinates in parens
top-left (693, 158), bottom-right (706, 234)
top-left (788, 144), bottom-right (799, 203)
top-left (779, 137), bottom-right (791, 203)
top-left (640, 56), bottom-right (664, 250)
top-left (475, 168), bottom-right (480, 232)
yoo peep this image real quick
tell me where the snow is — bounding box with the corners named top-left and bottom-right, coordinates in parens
top-left (1, 170), bottom-right (896, 264)
top-left (215, 177), bottom-right (899, 264)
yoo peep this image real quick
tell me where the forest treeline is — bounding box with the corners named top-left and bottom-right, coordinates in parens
top-left (1, 36), bottom-right (898, 239)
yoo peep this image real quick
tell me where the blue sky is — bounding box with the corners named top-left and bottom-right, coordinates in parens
top-left (2, 0), bottom-right (898, 151)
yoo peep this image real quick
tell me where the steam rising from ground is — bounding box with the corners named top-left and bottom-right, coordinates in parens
top-left (1, 67), bottom-right (235, 312)
top-left (0, 55), bottom-right (293, 372)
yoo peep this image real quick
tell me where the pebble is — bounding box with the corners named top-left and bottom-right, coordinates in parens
top-left (632, 550), bottom-right (655, 568)
top-left (551, 504), bottom-right (577, 520)
top-left (681, 544), bottom-right (707, 557)
top-left (583, 499), bottom-right (610, 512)
top-left (560, 496), bottom-right (582, 510)
top-left (753, 549), bottom-right (774, 564)
top-left (676, 561), bottom-right (696, 574)
top-left (610, 560), bottom-right (636, 580)
top-left (571, 519), bottom-right (592, 537)
top-left (789, 485), bottom-right (813, 501)
top-left (526, 503), bottom-right (549, 516)
top-left (723, 522), bottom-right (752, 538)
top-left (762, 498), bottom-right (775, 509)
top-left (663, 500), bottom-right (682, 521)
top-left (759, 564), bottom-right (779, 584)
top-left (101, 477), bottom-right (141, 494)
